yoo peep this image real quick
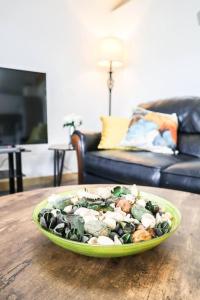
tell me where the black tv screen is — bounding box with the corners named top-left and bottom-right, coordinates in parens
top-left (0, 67), bottom-right (47, 146)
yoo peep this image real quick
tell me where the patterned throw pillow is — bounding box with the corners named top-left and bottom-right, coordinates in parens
top-left (121, 107), bottom-right (178, 154)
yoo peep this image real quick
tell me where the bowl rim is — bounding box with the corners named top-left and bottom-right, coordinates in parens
top-left (32, 190), bottom-right (181, 249)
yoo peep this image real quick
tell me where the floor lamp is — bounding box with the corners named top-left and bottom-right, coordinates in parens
top-left (98, 37), bottom-right (124, 116)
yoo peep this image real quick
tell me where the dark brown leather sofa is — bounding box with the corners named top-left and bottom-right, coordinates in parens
top-left (72, 97), bottom-right (200, 194)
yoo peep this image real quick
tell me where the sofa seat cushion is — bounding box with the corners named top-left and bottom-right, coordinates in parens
top-left (161, 160), bottom-right (200, 193)
top-left (84, 150), bottom-right (189, 186)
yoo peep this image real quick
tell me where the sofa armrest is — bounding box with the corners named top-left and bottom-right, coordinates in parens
top-left (71, 130), bottom-right (101, 183)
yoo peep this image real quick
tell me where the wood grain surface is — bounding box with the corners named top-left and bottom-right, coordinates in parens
top-left (0, 185), bottom-right (200, 300)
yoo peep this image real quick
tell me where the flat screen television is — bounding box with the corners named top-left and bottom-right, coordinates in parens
top-left (0, 67), bottom-right (47, 146)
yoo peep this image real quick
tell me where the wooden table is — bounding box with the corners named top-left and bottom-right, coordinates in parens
top-left (0, 186), bottom-right (200, 300)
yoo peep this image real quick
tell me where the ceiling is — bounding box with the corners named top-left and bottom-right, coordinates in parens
top-left (112, 0), bottom-right (132, 11)
top-left (67, 0), bottom-right (140, 38)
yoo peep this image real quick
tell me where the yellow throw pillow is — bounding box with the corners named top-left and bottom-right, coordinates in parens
top-left (98, 116), bottom-right (130, 149)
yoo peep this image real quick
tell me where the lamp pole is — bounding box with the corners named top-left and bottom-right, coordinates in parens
top-left (107, 61), bottom-right (114, 116)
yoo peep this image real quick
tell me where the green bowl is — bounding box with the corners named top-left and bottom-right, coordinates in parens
top-left (32, 191), bottom-right (181, 258)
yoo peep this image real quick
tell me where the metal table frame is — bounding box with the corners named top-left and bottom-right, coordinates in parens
top-left (48, 144), bottom-right (74, 186)
top-left (0, 147), bottom-right (28, 193)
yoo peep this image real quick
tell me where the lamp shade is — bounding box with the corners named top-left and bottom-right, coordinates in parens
top-left (98, 37), bottom-right (124, 68)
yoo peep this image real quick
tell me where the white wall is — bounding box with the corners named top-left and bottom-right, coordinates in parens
top-left (0, 0), bottom-right (199, 177)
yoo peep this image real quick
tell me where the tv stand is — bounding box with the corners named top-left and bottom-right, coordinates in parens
top-left (0, 147), bottom-right (30, 194)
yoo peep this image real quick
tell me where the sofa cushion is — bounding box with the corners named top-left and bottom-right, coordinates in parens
top-left (161, 160), bottom-right (200, 193)
top-left (83, 172), bottom-right (117, 184)
top-left (178, 133), bottom-right (200, 158)
top-left (84, 150), bottom-right (189, 186)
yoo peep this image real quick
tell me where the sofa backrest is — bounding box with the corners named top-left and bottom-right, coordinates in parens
top-left (140, 97), bottom-right (200, 158)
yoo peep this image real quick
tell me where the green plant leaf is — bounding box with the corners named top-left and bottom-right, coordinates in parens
top-left (111, 186), bottom-right (131, 197)
top-left (71, 215), bottom-right (85, 237)
top-left (53, 198), bottom-right (72, 210)
top-left (155, 221), bottom-right (170, 236)
top-left (131, 205), bottom-right (152, 221)
top-left (121, 233), bottom-right (131, 244)
top-left (145, 201), bottom-right (159, 215)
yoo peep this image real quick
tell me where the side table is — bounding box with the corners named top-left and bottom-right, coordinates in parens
top-left (48, 144), bottom-right (74, 186)
top-left (0, 147), bottom-right (31, 194)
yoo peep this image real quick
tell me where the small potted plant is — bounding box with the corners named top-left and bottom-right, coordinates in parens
top-left (63, 113), bottom-right (82, 146)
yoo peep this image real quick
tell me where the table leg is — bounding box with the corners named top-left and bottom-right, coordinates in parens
top-left (58, 150), bottom-right (65, 186)
top-left (15, 152), bottom-right (23, 192)
top-left (53, 150), bottom-right (57, 187)
top-left (8, 152), bottom-right (15, 194)
top-left (56, 151), bottom-right (60, 186)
